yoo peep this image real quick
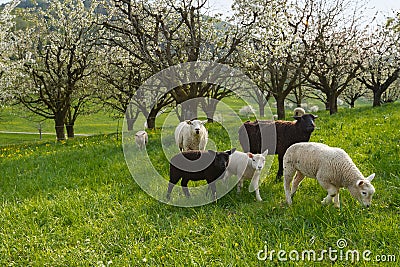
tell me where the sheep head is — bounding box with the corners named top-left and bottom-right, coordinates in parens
top-left (186, 119), bottom-right (206, 135)
top-left (351, 173), bottom-right (376, 208)
top-left (293, 114), bottom-right (318, 133)
top-left (248, 149), bottom-right (268, 171)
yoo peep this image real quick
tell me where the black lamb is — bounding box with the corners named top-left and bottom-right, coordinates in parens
top-left (167, 148), bottom-right (236, 200)
top-left (238, 114), bottom-right (317, 180)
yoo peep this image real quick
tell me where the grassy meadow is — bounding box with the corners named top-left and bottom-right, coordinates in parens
top-left (0, 102), bottom-right (399, 266)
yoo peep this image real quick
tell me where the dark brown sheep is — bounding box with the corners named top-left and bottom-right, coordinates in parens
top-left (167, 148), bottom-right (236, 200)
top-left (238, 114), bottom-right (317, 180)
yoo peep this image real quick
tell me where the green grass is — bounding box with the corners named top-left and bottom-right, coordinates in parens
top-left (1, 103), bottom-right (400, 266)
top-left (0, 106), bottom-right (118, 145)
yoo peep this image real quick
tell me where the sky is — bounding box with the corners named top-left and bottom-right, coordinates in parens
top-left (1, 0), bottom-right (399, 23)
top-left (206, 0), bottom-right (400, 24)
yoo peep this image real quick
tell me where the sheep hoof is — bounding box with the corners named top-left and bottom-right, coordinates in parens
top-left (256, 197), bottom-right (263, 202)
top-left (321, 198), bottom-right (330, 205)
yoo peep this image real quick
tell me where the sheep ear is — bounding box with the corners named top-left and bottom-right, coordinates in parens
top-left (366, 173), bottom-right (375, 181)
top-left (226, 148), bottom-right (236, 155)
top-left (185, 120), bottom-right (192, 125)
top-left (262, 149), bottom-right (269, 156)
top-left (202, 120), bottom-right (207, 125)
top-left (357, 180), bottom-right (364, 187)
top-left (247, 152), bottom-right (254, 158)
top-left (312, 115), bottom-right (318, 119)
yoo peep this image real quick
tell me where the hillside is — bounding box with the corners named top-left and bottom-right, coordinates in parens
top-left (0, 103), bottom-right (399, 265)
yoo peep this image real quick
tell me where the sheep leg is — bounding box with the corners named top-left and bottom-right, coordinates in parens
top-left (237, 178), bottom-right (244, 193)
top-left (166, 182), bottom-right (176, 201)
top-left (181, 179), bottom-right (191, 198)
top-left (290, 171), bottom-right (305, 197)
top-left (251, 174), bottom-right (262, 201)
top-left (284, 166), bottom-right (296, 205)
top-left (333, 193), bottom-right (340, 208)
top-left (207, 181), bottom-right (217, 201)
top-left (319, 181), bottom-right (339, 207)
top-left (275, 154), bottom-right (284, 182)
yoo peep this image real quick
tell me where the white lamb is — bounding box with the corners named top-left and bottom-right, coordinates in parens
top-left (135, 130), bottom-right (148, 150)
top-left (174, 119), bottom-right (208, 151)
top-left (223, 150), bottom-right (268, 201)
top-left (284, 142), bottom-right (375, 208)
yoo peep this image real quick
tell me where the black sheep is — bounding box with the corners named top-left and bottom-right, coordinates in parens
top-left (238, 114), bottom-right (317, 180)
top-left (167, 148), bottom-right (236, 200)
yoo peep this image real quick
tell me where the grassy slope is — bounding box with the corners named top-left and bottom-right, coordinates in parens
top-left (0, 106), bottom-right (118, 145)
top-left (0, 103), bottom-right (399, 266)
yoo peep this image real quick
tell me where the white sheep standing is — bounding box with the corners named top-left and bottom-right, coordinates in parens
top-left (135, 130), bottom-right (148, 150)
top-left (283, 142), bottom-right (376, 208)
top-left (174, 119), bottom-right (208, 151)
top-left (293, 107), bottom-right (306, 117)
top-left (223, 150), bottom-right (268, 201)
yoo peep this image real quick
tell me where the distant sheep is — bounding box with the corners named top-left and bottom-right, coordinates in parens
top-left (174, 119), bottom-right (208, 151)
top-left (167, 148), bottom-right (236, 200)
top-left (309, 105), bottom-right (319, 113)
top-left (239, 105), bottom-right (256, 117)
top-left (293, 107), bottom-right (306, 117)
top-left (223, 150), bottom-right (268, 201)
top-left (284, 142), bottom-right (376, 208)
top-left (135, 130), bottom-right (148, 150)
top-left (239, 113), bottom-right (318, 180)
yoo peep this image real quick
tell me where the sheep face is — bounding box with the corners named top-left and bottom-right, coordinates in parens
top-left (186, 119), bottom-right (206, 135)
top-left (248, 149), bottom-right (268, 171)
top-left (352, 174), bottom-right (376, 207)
top-left (135, 130), bottom-right (148, 150)
top-left (294, 114), bottom-right (318, 133)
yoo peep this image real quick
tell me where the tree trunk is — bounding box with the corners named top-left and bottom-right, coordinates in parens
top-left (54, 114), bottom-right (66, 141)
top-left (372, 89), bottom-right (382, 107)
top-left (126, 119), bottom-right (135, 131)
top-left (329, 93), bottom-right (338, 115)
top-left (66, 124), bottom-right (74, 138)
top-left (350, 99), bottom-right (355, 108)
top-left (181, 99), bottom-right (199, 120)
top-left (201, 98), bottom-right (218, 123)
top-left (125, 105), bottom-right (139, 131)
top-left (276, 97), bottom-right (286, 120)
top-left (147, 107), bottom-right (160, 129)
top-left (259, 104), bottom-right (265, 117)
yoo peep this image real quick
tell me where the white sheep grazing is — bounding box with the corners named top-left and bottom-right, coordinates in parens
top-left (223, 150), bottom-right (268, 201)
top-left (135, 130), bottom-right (148, 150)
top-left (293, 107), bottom-right (306, 117)
top-left (174, 119), bottom-right (208, 151)
top-left (284, 142), bottom-right (375, 208)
